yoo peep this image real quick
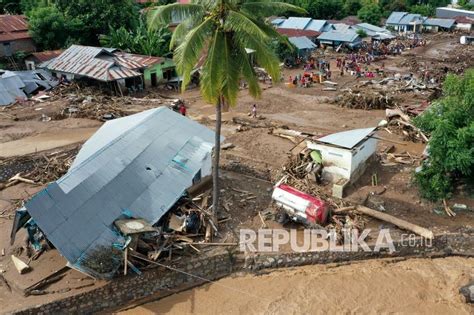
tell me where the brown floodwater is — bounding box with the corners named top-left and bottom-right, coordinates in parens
top-left (119, 257), bottom-right (473, 315)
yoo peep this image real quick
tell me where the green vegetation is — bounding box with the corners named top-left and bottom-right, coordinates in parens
top-left (100, 18), bottom-right (172, 57)
top-left (409, 4), bottom-right (435, 17)
top-left (149, 0), bottom-right (304, 217)
top-left (414, 70), bottom-right (474, 201)
top-left (356, 29), bottom-right (368, 38)
top-left (357, 2), bottom-right (383, 25)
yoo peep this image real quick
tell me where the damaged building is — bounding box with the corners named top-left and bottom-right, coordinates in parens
top-left (40, 45), bottom-right (176, 94)
top-left (0, 69), bottom-right (58, 106)
top-left (13, 107), bottom-right (219, 278)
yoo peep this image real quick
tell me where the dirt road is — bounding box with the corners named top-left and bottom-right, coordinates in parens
top-left (121, 257), bottom-right (473, 315)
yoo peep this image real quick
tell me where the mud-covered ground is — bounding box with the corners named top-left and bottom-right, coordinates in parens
top-left (120, 257), bottom-right (474, 315)
top-left (0, 33), bottom-right (473, 313)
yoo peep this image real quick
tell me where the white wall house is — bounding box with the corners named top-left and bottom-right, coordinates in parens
top-left (306, 128), bottom-right (377, 182)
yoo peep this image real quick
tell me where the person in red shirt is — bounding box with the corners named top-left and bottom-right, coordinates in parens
top-left (179, 104), bottom-right (186, 116)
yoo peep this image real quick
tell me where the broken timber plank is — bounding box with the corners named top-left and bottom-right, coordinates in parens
top-left (355, 205), bottom-right (434, 239)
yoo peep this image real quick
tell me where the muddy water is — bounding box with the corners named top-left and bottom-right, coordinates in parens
top-left (120, 257), bottom-right (473, 315)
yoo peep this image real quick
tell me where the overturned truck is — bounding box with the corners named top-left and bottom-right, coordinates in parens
top-left (11, 107), bottom-right (219, 278)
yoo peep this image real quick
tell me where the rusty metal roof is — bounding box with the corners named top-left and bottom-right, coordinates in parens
top-left (43, 45), bottom-right (143, 82)
top-left (114, 52), bottom-right (165, 68)
top-left (29, 50), bottom-right (64, 62)
top-left (0, 15), bottom-right (31, 42)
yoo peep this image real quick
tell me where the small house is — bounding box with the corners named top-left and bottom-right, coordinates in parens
top-left (454, 16), bottom-right (474, 31)
top-left (353, 23), bottom-right (395, 41)
top-left (115, 52), bottom-right (176, 87)
top-left (306, 127), bottom-right (377, 183)
top-left (19, 107), bottom-right (220, 278)
top-left (24, 50), bottom-right (63, 70)
top-left (317, 30), bottom-right (362, 49)
top-left (0, 15), bottom-right (36, 57)
top-left (288, 36), bottom-right (317, 57)
top-left (386, 12), bottom-right (425, 33)
top-left (423, 18), bottom-right (456, 32)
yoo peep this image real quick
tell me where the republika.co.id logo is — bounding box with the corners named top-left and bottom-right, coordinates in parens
top-left (239, 228), bottom-right (432, 253)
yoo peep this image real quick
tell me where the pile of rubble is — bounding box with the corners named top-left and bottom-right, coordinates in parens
top-left (0, 146), bottom-right (79, 188)
top-left (334, 89), bottom-right (396, 110)
top-left (384, 108), bottom-right (429, 143)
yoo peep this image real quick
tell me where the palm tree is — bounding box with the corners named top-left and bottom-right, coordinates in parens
top-left (149, 0), bottom-right (304, 226)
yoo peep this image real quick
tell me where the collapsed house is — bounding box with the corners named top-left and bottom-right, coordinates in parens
top-left (353, 23), bottom-right (396, 41)
top-left (13, 107), bottom-right (219, 278)
top-left (40, 45), bottom-right (176, 94)
top-left (306, 127), bottom-right (378, 196)
top-left (0, 69), bottom-right (58, 106)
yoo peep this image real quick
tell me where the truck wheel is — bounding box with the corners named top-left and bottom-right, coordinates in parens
top-left (276, 212), bottom-right (289, 225)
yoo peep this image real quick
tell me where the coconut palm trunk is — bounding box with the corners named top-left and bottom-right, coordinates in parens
top-left (212, 96), bottom-right (223, 221)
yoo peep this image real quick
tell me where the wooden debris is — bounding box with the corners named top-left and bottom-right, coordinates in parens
top-left (258, 211), bottom-right (267, 228)
top-left (443, 199), bottom-right (456, 217)
top-left (354, 205), bottom-right (434, 239)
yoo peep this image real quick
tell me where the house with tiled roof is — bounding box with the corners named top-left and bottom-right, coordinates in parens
top-left (0, 15), bottom-right (36, 57)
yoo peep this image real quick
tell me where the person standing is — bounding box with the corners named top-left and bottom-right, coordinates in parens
top-left (251, 104), bottom-right (257, 118)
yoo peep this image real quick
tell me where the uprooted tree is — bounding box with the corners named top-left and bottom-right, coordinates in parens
top-left (413, 69), bottom-right (474, 201)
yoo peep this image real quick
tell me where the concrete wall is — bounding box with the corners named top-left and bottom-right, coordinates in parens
top-left (350, 138), bottom-right (377, 177)
top-left (143, 59), bottom-right (175, 87)
top-left (307, 142), bottom-right (352, 180)
top-left (0, 39), bottom-right (36, 58)
top-left (12, 230), bottom-right (473, 315)
top-left (456, 23), bottom-right (472, 31)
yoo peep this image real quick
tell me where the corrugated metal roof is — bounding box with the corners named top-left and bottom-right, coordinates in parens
top-left (333, 23), bottom-right (353, 32)
top-left (306, 19), bottom-right (330, 32)
top-left (356, 23), bottom-right (388, 33)
top-left (399, 13), bottom-right (424, 25)
top-left (317, 30), bottom-right (360, 43)
top-left (114, 52), bottom-right (166, 68)
top-left (317, 127), bottom-right (376, 149)
top-left (0, 15), bottom-right (31, 42)
top-left (42, 45), bottom-right (143, 82)
top-left (25, 107), bottom-right (220, 278)
top-left (423, 18), bottom-right (455, 28)
top-left (386, 12), bottom-right (408, 25)
top-left (271, 18), bottom-right (286, 26)
top-left (278, 17), bottom-right (312, 30)
top-left (288, 36), bottom-right (317, 50)
top-left (29, 50), bottom-right (64, 63)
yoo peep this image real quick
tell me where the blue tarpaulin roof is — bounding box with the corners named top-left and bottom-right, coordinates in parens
top-left (25, 107), bottom-right (219, 278)
top-left (288, 36), bottom-right (317, 50)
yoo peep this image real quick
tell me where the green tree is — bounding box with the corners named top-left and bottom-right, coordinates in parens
top-left (410, 4), bottom-right (435, 17)
top-left (357, 3), bottom-right (382, 25)
top-left (27, 6), bottom-right (81, 50)
top-left (149, 0), bottom-right (304, 219)
top-left (0, 0), bottom-right (21, 13)
top-left (307, 0), bottom-right (344, 20)
top-left (414, 70), bottom-right (474, 201)
top-left (356, 29), bottom-right (367, 38)
top-left (55, 0), bottom-right (140, 45)
top-left (20, 0), bottom-right (53, 13)
top-left (343, 0), bottom-right (361, 16)
top-left (100, 19), bottom-right (172, 57)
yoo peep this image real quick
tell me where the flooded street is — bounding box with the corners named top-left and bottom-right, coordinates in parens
top-left (120, 257), bottom-right (473, 315)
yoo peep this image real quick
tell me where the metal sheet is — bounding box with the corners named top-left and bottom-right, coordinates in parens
top-left (25, 107), bottom-right (221, 278)
top-left (316, 127), bottom-right (376, 149)
top-left (288, 36), bottom-right (317, 50)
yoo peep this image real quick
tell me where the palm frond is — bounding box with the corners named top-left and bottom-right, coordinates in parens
top-left (234, 31), bottom-right (280, 86)
top-left (170, 16), bottom-right (203, 48)
top-left (174, 18), bottom-right (214, 91)
top-left (220, 34), bottom-right (241, 106)
top-left (199, 30), bottom-right (226, 104)
top-left (241, 2), bottom-right (307, 17)
top-left (238, 46), bottom-right (261, 99)
top-left (148, 3), bottom-right (204, 30)
top-left (224, 11), bottom-right (269, 43)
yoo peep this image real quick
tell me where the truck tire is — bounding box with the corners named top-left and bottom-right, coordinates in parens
top-left (276, 211), bottom-right (289, 225)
